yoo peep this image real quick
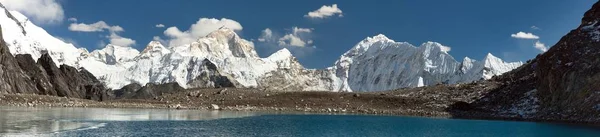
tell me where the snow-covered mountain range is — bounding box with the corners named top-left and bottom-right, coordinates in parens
top-left (0, 6), bottom-right (523, 92)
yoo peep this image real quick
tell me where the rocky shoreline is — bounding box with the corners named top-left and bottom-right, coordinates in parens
top-left (3, 80), bottom-right (599, 126)
top-left (2, 83), bottom-right (483, 116)
top-left (0, 80), bottom-right (513, 121)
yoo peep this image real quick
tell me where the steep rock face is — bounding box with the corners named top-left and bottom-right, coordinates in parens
top-left (534, 1), bottom-right (600, 117)
top-left (14, 54), bottom-right (56, 95)
top-left (186, 59), bottom-right (239, 88)
top-left (0, 25), bottom-right (38, 94)
top-left (37, 53), bottom-right (111, 100)
top-left (0, 25), bottom-right (111, 100)
top-left (464, 1), bottom-right (600, 121)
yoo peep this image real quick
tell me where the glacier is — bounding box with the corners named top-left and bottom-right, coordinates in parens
top-left (0, 5), bottom-right (523, 92)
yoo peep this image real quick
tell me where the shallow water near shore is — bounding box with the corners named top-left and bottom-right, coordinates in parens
top-left (1, 106), bottom-right (600, 137)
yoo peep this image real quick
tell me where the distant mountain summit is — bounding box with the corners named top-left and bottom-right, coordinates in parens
top-left (0, 5), bottom-right (522, 92)
top-left (329, 35), bottom-right (523, 91)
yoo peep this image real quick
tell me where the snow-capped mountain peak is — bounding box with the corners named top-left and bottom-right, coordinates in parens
top-left (0, 6), bottom-right (524, 92)
top-left (367, 34), bottom-right (392, 42)
top-left (90, 44), bottom-right (140, 65)
top-left (137, 41), bottom-right (170, 59)
top-left (265, 48), bottom-right (298, 69)
top-left (352, 34), bottom-right (398, 52)
top-left (460, 57), bottom-right (476, 74)
top-left (190, 27), bottom-right (258, 58)
top-left (0, 5), bottom-right (81, 67)
top-left (420, 41), bottom-right (452, 54)
top-left (480, 53), bottom-right (523, 79)
top-left (266, 48), bottom-right (293, 60)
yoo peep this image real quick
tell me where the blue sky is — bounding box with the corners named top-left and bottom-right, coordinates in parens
top-left (11, 0), bottom-right (598, 68)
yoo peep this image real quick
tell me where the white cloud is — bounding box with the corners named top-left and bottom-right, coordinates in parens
top-left (0, 0), bottom-right (65, 25)
top-left (155, 24), bottom-right (165, 28)
top-left (163, 18), bottom-right (243, 47)
top-left (277, 27), bottom-right (313, 47)
top-left (153, 36), bottom-right (162, 41)
top-left (68, 20), bottom-right (135, 47)
top-left (534, 41), bottom-right (548, 52)
top-left (531, 26), bottom-right (540, 30)
top-left (256, 27), bottom-right (317, 57)
top-left (108, 33), bottom-right (136, 47)
top-left (304, 4), bottom-right (343, 19)
top-left (68, 17), bottom-right (77, 22)
top-left (152, 36), bottom-right (167, 45)
top-left (258, 27), bottom-right (314, 48)
top-left (68, 21), bottom-right (124, 32)
top-left (258, 28), bottom-right (273, 42)
top-left (279, 34), bottom-right (307, 47)
top-left (439, 45), bottom-right (451, 52)
top-left (293, 27), bottom-right (312, 34)
top-left (511, 32), bottom-right (539, 39)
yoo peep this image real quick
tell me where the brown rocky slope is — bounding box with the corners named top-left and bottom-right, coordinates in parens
top-left (0, 25), bottom-right (111, 101)
top-left (450, 1), bottom-right (600, 123)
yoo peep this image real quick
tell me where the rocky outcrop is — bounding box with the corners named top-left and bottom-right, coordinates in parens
top-left (112, 83), bottom-right (143, 98)
top-left (0, 25), bottom-right (38, 94)
top-left (186, 59), bottom-right (239, 88)
top-left (15, 54), bottom-right (57, 96)
top-left (456, 1), bottom-right (600, 122)
top-left (113, 83), bottom-right (184, 99)
top-left (0, 25), bottom-right (111, 101)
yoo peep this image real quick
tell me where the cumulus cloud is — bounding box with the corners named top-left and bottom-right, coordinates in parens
top-left (152, 36), bottom-right (167, 45)
top-left (69, 21), bottom-right (124, 32)
top-left (279, 34), bottom-right (307, 47)
top-left (155, 24), bottom-right (165, 28)
top-left (256, 27), bottom-right (317, 57)
top-left (107, 33), bottom-right (136, 47)
top-left (258, 27), bottom-right (314, 47)
top-left (279, 27), bottom-right (313, 47)
top-left (304, 4), bottom-right (343, 19)
top-left (258, 28), bottom-right (273, 42)
top-left (69, 21), bottom-right (135, 47)
top-left (531, 26), bottom-right (541, 30)
top-left (67, 17), bottom-right (77, 22)
top-left (153, 36), bottom-right (162, 41)
top-left (293, 27), bottom-right (312, 34)
top-left (163, 18), bottom-right (243, 47)
top-left (511, 32), bottom-right (539, 39)
top-left (0, 0), bottom-right (65, 24)
top-left (534, 41), bottom-right (548, 52)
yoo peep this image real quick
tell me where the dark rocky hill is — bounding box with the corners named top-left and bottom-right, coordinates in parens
top-left (451, 1), bottom-right (600, 123)
top-left (0, 25), bottom-right (111, 101)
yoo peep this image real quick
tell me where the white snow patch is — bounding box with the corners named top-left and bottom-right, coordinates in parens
top-left (582, 21), bottom-right (600, 42)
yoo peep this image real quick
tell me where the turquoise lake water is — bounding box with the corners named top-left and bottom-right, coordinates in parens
top-left (1, 107), bottom-right (600, 137)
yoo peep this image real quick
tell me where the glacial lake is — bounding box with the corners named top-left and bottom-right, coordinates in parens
top-left (1, 107), bottom-right (600, 137)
